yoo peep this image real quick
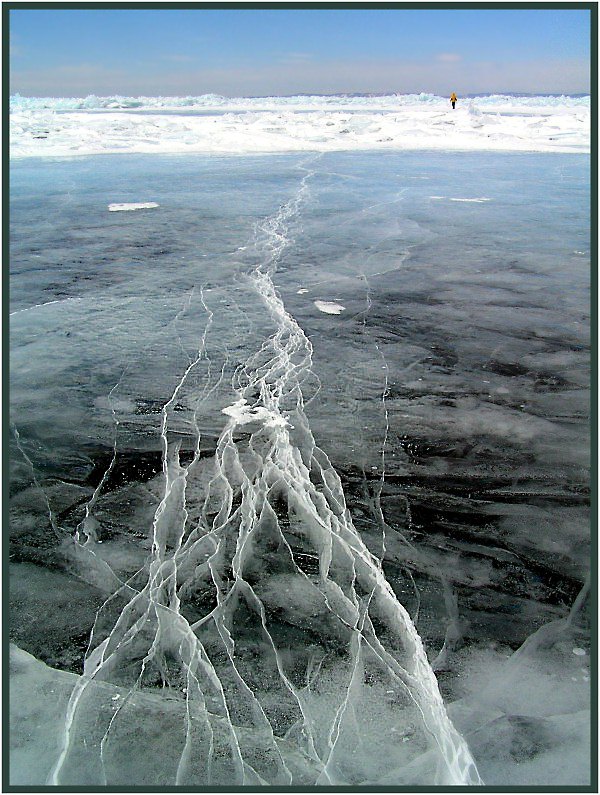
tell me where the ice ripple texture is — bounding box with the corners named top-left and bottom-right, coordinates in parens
top-left (45, 158), bottom-right (481, 786)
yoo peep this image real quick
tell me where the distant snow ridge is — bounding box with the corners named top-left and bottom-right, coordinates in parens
top-left (10, 93), bottom-right (590, 157)
top-left (9, 92), bottom-right (591, 112)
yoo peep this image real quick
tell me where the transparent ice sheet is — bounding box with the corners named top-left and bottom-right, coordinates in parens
top-left (9, 151), bottom-right (590, 786)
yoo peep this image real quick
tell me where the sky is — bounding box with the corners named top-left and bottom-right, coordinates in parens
top-left (9, 7), bottom-right (591, 97)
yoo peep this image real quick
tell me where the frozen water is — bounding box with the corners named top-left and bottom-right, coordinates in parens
top-left (9, 150), bottom-right (590, 786)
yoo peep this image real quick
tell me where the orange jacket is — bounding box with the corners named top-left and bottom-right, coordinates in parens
top-left (450, 93), bottom-right (458, 102)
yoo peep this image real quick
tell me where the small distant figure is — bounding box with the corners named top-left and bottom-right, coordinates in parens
top-left (450, 92), bottom-right (458, 110)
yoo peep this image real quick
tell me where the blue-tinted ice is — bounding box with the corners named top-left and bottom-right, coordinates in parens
top-left (9, 151), bottom-right (590, 786)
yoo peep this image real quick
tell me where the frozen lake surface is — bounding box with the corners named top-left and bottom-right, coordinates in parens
top-left (9, 150), bottom-right (590, 786)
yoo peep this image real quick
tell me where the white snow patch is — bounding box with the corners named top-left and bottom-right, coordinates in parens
top-left (108, 202), bottom-right (159, 212)
top-left (297, 288), bottom-right (309, 294)
top-left (431, 196), bottom-right (491, 203)
top-left (573, 647), bottom-right (587, 656)
top-left (314, 300), bottom-right (346, 315)
top-left (448, 197), bottom-right (492, 203)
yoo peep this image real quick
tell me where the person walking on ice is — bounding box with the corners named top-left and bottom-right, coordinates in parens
top-left (450, 92), bottom-right (458, 109)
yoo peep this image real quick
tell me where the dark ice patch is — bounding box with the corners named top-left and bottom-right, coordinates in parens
top-left (86, 448), bottom-right (164, 489)
top-left (9, 561), bottom-right (106, 674)
top-left (483, 359), bottom-right (529, 377)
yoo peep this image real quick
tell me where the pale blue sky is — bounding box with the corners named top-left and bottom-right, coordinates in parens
top-left (10, 8), bottom-right (591, 96)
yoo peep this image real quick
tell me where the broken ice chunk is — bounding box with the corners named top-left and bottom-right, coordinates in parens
top-left (314, 300), bottom-right (345, 315)
top-left (108, 202), bottom-right (159, 212)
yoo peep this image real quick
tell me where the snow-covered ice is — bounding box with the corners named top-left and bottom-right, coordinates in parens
top-left (10, 93), bottom-right (590, 158)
